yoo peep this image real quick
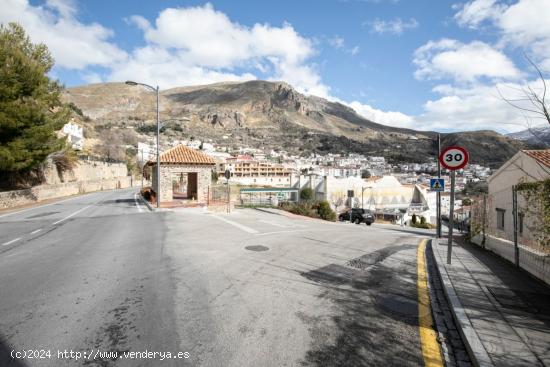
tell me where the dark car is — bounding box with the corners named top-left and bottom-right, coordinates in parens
top-left (338, 208), bottom-right (375, 225)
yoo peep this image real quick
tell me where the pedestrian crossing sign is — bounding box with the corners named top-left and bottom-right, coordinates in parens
top-left (430, 178), bottom-right (445, 192)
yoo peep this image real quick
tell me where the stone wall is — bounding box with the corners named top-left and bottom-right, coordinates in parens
top-left (471, 233), bottom-right (550, 286)
top-left (43, 158), bottom-right (128, 185)
top-left (0, 177), bottom-right (135, 210)
top-left (152, 165), bottom-right (212, 204)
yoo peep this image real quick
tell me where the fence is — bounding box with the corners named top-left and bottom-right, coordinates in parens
top-left (470, 187), bottom-right (549, 255)
top-left (469, 186), bottom-right (550, 285)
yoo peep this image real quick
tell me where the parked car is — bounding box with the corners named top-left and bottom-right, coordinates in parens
top-left (338, 208), bottom-right (376, 225)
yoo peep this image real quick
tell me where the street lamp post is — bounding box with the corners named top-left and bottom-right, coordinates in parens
top-left (126, 81), bottom-right (160, 208)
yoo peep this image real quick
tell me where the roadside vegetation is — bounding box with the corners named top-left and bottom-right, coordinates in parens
top-left (279, 189), bottom-right (337, 221)
top-left (0, 23), bottom-right (71, 189)
top-left (410, 214), bottom-right (433, 229)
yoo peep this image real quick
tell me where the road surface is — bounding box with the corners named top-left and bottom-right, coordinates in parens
top-left (0, 188), bottom-right (435, 366)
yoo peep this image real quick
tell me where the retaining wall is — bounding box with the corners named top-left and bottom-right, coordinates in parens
top-left (471, 233), bottom-right (550, 285)
top-left (0, 176), bottom-right (135, 210)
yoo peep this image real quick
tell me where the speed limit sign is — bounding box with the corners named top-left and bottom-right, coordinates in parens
top-left (439, 146), bottom-right (469, 170)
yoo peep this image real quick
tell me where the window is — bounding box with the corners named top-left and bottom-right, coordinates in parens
top-left (496, 208), bottom-right (505, 230)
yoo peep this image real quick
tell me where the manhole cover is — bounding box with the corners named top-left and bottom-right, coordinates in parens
top-left (245, 245), bottom-right (269, 252)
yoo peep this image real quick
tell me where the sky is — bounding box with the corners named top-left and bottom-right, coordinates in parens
top-left (1, 0), bottom-right (550, 133)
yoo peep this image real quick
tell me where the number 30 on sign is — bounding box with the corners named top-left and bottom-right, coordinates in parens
top-left (439, 146), bottom-right (469, 171)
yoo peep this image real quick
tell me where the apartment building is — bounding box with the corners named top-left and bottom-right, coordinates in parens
top-left (222, 158), bottom-right (293, 187)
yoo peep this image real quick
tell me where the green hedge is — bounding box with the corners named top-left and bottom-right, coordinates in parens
top-left (279, 200), bottom-right (336, 221)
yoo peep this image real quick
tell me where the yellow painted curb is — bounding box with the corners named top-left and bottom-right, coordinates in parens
top-left (417, 239), bottom-right (444, 367)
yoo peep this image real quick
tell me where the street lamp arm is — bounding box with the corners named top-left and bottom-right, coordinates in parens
top-left (125, 80), bottom-right (157, 92)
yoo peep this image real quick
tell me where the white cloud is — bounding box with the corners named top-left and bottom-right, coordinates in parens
top-left (112, 3), bottom-right (330, 96)
top-left (413, 39), bottom-right (521, 82)
top-left (415, 79), bottom-right (550, 132)
top-left (328, 36), bottom-right (345, 49)
top-left (367, 17), bottom-right (418, 35)
top-left (0, 0), bottom-right (127, 69)
top-left (347, 101), bottom-right (416, 129)
top-left (82, 72), bottom-right (103, 84)
top-left (454, 0), bottom-right (505, 28)
top-left (454, 0), bottom-right (550, 71)
top-left (349, 46), bottom-right (360, 56)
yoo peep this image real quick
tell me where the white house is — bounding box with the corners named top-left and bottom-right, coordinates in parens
top-left (61, 121), bottom-right (84, 150)
top-left (485, 149), bottom-right (550, 245)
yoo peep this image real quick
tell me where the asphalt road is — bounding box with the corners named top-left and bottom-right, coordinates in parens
top-left (0, 189), bottom-right (434, 366)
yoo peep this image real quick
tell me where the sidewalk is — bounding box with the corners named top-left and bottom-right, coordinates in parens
top-left (430, 235), bottom-right (550, 367)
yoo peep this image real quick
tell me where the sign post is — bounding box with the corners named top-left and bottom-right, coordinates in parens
top-left (224, 170), bottom-right (231, 213)
top-left (437, 134), bottom-right (441, 238)
top-left (439, 146), bottom-right (469, 264)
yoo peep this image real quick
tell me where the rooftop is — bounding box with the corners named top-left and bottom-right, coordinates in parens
top-left (148, 145), bottom-right (216, 166)
top-left (523, 149), bottom-right (550, 168)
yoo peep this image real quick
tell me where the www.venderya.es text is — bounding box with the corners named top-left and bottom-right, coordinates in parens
top-left (11, 349), bottom-right (190, 361)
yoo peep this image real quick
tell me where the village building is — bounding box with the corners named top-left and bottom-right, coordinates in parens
top-left (60, 121), bottom-right (84, 151)
top-left (485, 149), bottom-right (550, 245)
top-left (222, 158), bottom-right (292, 187)
top-left (148, 145), bottom-right (216, 205)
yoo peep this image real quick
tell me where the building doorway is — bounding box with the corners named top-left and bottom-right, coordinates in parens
top-left (172, 172), bottom-right (198, 200)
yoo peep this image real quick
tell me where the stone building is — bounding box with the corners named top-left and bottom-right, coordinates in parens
top-left (148, 145), bottom-right (215, 204)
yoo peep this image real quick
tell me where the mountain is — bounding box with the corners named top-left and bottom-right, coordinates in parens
top-left (62, 80), bottom-right (532, 168)
top-left (506, 126), bottom-right (550, 148)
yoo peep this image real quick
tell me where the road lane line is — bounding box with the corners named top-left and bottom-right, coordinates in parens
top-left (211, 215), bottom-right (259, 234)
top-left (134, 193), bottom-right (143, 213)
top-left (1, 238), bottom-right (22, 247)
top-left (258, 220), bottom-right (290, 228)
top-left (52, 205), bottom-right (91, 225)
top-left (30, 229), bottom-right (42, 234)
top-left (417, 239), bottom-right (444, 367)
top-left (0, 193), bottom-right (96, 219)
top-left (6, 251), bottom-right (27, 257)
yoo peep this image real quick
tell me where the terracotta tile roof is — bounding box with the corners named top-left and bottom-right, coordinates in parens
top-left (148, 145), bottom-right (216, 165)
top-left (523, 149), bottom-right (550, 168)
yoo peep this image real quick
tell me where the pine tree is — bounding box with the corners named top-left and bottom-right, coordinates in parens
top-left (0, 23), bottom-right (69, 186)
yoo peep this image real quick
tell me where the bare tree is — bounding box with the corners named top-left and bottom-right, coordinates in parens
top-left (94, 129), bottom-right (126, 161)
top-left (498, 55), bottom-right (549, 147)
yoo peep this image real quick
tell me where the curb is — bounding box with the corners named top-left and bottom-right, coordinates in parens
top-left (138, 194), bottom-right (155, 212)
top-left (428, 239), bottom-right (494, 367)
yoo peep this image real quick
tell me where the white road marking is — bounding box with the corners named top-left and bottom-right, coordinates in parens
top-left (52, 205), bottom-right (91, 225)
top-left (0, 193), bottom-right (95, 219)
top-left (30, 229), bottom-right (42, 234)
top-left (6, 251), bottom-right (27, 257)
top-left (212, 215), bottom-right (259, 234)
top-left (1, 238), bottom-right (21, 246)
top-left (134, 193), bottom-right (143, 213)
top-left (254, 228), bottom-right (335, 236)
top-left (258, 220), bottom-right (293, 228)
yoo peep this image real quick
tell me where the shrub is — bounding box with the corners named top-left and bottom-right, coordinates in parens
top-left (420, 216), bottom-right (426, 224)
top-left (412, 214), bottom-right (417, 224)
top-left (300, 187), bottom-right (314, 202)
top-left (316, 200), bottom-right (336, 221)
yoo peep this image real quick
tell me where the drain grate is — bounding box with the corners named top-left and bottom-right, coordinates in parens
top-left (245, 245), bottom-right (269, 252)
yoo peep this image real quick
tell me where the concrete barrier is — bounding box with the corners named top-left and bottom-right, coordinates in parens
top-left (471, 233), bottom-right (550, 286)
top-left (0, 177), bottom-right (135, 209)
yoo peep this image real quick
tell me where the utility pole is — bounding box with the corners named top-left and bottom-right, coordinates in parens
top-left (482, 194), bottom-right (487, 248)
top-left (140, 149), bottom-right (144, 189)
top-left (437, 134), bottom-right (441, 238)
top-left (512, 185), bottom-right (519, 267)
top-left (447, 171), bottom-right (455, 264)
top-left (156, 85), bottom-right (160, 208)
